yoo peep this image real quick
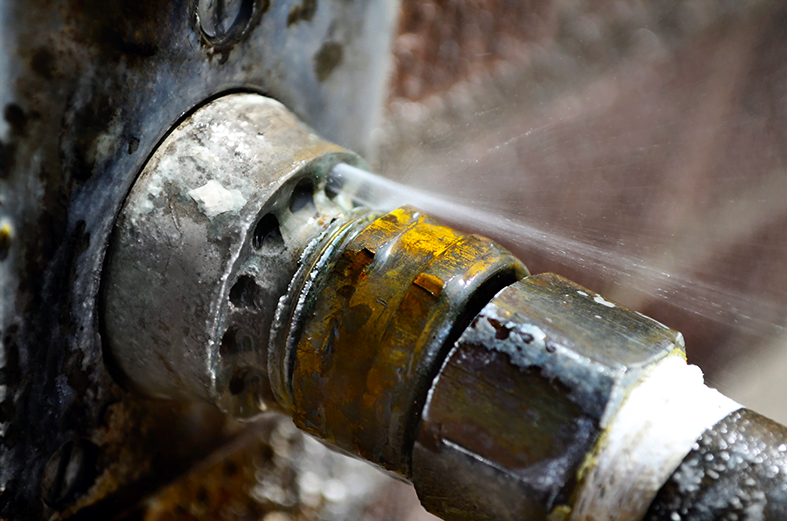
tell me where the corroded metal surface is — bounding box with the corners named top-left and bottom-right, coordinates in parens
top-left (9, 1), bottom-right (787, 519)
top-left (412, 274), bottom-right (684, 521)
top-left (0, 0), bottom-right (397, 517)
top-left (43, 400), bottom-right (232, 521)
top-left (288, 206), bottom-right (526, 475)
top-left (267, 207), bottom-right (378, 414)
top-left (103, 93), bottom-right (363, 419)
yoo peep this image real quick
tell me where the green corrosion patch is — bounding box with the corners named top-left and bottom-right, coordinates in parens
top-left (314, 41), bottom-right (343, 82)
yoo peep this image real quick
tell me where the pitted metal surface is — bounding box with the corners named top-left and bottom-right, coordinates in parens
top-left (412, 273), bottom-right (685, 521)
top-left (103, 93), bottom-right (364, 418)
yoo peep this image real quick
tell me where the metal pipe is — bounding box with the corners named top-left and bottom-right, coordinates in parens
top-left (101, 92), bottom-right (787, 521)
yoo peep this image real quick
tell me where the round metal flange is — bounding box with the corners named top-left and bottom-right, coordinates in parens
top-left (0, 0), bottom-right (398, 512)
top-left (102, 93), bottom-right (364, 419)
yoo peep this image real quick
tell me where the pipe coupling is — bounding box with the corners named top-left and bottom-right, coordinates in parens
top-left (102, 93), bottom-right (364, 418)
top-left (412, 274), bottom-right (685, 520)
top-left (282, 206), bottom-right (527, 475)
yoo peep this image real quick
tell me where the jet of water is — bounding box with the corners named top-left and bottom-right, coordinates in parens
top-left (330, 163), bottom-right (785, 336)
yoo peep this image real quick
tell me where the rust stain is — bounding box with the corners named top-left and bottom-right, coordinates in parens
top-left (291, 206), bottom-right (526, 475)
top-left (413, 273), bottom-right (444, 296)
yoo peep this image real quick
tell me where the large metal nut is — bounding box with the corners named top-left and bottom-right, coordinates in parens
top-left (102, 93), bottom-right (363, 419)
top-left (287, 206), bottom-right (527, 475)
top-left (412, 273), bottom-right (685, 521)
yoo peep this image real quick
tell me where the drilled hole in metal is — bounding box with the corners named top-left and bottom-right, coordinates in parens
top-left (221, 327), bottom-right (254, 358)
top-left (229, 369), bottom-right (247, 395)
top-left (220, 327), bottom-right (239, 356)
top-left (290, 178), bottom-right (316, 213)
top-left (229, 275), bottom-right (263, 308)
top-left (252, 214), bottom-right (284, 251)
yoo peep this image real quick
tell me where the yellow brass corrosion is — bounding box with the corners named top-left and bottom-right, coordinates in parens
top-left (290, 206), bottom-right (527, 475)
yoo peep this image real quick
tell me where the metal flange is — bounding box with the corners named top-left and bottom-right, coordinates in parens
top-left (102, 93), bottom-right (364, 418)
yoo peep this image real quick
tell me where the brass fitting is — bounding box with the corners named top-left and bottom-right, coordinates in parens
top-left (284, 206), bottom-right (526, 475)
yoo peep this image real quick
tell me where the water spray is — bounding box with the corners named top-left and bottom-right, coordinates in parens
top-left (101, 93), bottom-right (787, 521)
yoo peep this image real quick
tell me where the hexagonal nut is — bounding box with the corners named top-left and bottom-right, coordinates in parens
top-left (412, 273), bottom-right (684, 521)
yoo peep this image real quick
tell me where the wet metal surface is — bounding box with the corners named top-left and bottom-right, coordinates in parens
top-left (645, 409), bottom-right (787, 521)
top-left (7, 0), bottom-right (787, 519)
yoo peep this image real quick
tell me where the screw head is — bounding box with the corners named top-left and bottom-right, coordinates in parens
top-left (197, 0), bottom-right (255, 44)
